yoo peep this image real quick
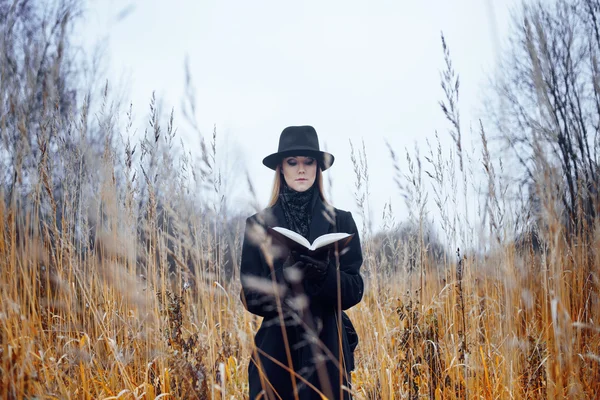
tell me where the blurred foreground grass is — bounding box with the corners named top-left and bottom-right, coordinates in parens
top-left (1, 187), bottom-right (599, 398)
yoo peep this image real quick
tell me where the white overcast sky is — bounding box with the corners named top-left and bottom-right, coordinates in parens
top-left (78, 0), bottom-right (518, 232)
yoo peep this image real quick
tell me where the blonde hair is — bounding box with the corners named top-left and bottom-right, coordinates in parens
top-left (267, 164), bottom-right (329, 207)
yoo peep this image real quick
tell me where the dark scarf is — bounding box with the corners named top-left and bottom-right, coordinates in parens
top-left (279, 180), bottom-right (316, 239)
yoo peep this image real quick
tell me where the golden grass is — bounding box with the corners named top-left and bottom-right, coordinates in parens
top-left (1, 17), bottom-right (598, 397)
top-left (1, 180), bottom-right (599, 399)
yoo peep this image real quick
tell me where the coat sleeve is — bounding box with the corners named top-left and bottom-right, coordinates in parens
top-left (304, 211), bottom-right (364, 310)
top-left (239, 216), bottom-right (288, 319)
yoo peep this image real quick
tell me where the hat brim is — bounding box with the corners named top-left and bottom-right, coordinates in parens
top-left (262, 149), bottom-right (335, 171)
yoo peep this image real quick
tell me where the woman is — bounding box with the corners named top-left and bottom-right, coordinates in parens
top-left (240, 125), bottom-right (364, 400)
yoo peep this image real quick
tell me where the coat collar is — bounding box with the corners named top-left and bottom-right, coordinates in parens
top-left (269, 192), bottom-right (334, 243)
top-left (308, 195), bottom-right (335, 242)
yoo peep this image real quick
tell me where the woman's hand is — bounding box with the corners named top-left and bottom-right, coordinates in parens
top-left (281, 251), bottom-right (305, 284)
top-left (298, 253), bottom-right (329, 281)
top-left (283, 252), bottom-right (304, 270)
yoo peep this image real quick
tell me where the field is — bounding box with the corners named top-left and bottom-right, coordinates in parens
top-left (1, 118), bottom-right (599, 399)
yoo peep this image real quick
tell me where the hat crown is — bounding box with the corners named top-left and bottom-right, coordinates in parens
top-left (262, 125), bottom-right (335, 170)
top-left (278, 125), bottom-right (320, 153)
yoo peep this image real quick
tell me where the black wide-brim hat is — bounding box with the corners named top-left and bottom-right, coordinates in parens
top-left (262, 125), bottom-right (335, 171)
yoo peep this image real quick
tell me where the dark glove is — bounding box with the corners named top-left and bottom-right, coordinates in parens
top-left (299, 253), bottom-right (329, 281)
top-left (282, 252), bottom-right (303, 269)
top-left (282, 252), bottom-right (305, 284)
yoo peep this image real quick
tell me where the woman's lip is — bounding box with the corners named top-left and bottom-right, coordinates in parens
top-left (296, 179), bottom-right (307, 181)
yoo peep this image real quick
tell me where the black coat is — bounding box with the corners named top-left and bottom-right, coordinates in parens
top-left (240, 195), bottom-right (364, 400)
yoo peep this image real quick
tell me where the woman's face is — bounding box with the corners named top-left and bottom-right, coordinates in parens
top-left (281, 156), bottom-right (317, 192)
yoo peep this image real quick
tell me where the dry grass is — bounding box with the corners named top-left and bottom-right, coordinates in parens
top-left (2, 177), bottom-right (600, 399)
top-left (1, 91), bottom-right (599, 399)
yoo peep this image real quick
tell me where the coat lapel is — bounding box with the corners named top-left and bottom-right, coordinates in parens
top-left (269, 194), bottom-right (335, 244)
top-left (269, 202), bottom-right (289, 230)
top-left (308, 196), bottom-right (335, 243)
top-left (267, 191), bottom-right (335, 243)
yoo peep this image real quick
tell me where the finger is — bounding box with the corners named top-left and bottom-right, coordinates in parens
top-left (291, 261), bottom-right (305, 269)
top-left (299, 254), bottom-right (317, 263)
top-left (300, 255), bottom-right (327, 270)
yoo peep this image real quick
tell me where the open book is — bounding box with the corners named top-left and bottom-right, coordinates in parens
top-left (268, 227), bottom-right (354, 256)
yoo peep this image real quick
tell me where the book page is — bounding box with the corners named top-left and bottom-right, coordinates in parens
top-left (270, 227), bottom-right (311, 249)
top-left (310, 233), bottom-right (352, 251)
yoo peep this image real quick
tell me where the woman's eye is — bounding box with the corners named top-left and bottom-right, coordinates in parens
top-left (286, 159), bottom-right (297, 166)
top-left (305, 159), bottom-right (315, 165)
